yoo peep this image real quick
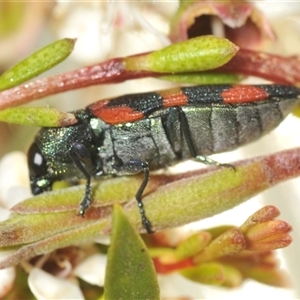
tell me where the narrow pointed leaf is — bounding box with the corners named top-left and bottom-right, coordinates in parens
top-left (240, 205), bottom-right (281, 233)
top-left (193, 229), bottom-right (246, 264)
top-left (0, 106), bottom-right (77, 127)
top-left (0, 38), bottom-right (76, 91)
top-left (175, 232), bottom-right (212, 260)
top-left (104, 204), bottom-right (160, 300)
top-left (219, 264), bottom-right (244, 288)
top-left (0, 219), bottom-right (109, 269)
top-left (124, 36), bottom-right (238, 73)
top-left (0, 208), bottom-right (108, 247)
top-left (180, 262), bottom-right (226, 285)
top-left (245, 220), bottom-right (292, 251)
top-left (11, 176), bottom-right (158, 214)
top-left (246, 266), bottom-right (291, 287)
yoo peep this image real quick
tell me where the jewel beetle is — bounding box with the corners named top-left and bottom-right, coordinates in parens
top-left (27, 84), bottom-right (300, 233)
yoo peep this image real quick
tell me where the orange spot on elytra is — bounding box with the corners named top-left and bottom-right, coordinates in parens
top-left (89, 100), bottom-right (144, 125)
top-left (221, 85), bottom-right (269, 103)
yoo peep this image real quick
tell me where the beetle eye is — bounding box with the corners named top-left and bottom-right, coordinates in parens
top-left (27, 142), bottom-right (48, 178)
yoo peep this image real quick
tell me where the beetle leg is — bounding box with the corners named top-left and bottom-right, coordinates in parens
top-left (69, 142), bottom-right (94, 216)
top-left (121, 159), bottom-right (152, 233)
top-left (195, 155), bottom-right (236, 170)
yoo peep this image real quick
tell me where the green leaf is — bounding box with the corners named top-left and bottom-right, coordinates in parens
top-left (180, 262), bottom-right (226, 285)
top-left (104, 204), bottom-right (160, 300)
top-left (0, 38), bottom-right (76, 91)
top-left (0, 147), bottom-right (299, 268)
top-left (245, 266), bottom-right (290, 287)
top-left (124, 36), bottom-right (238, 73)
top-left (0, 210), bottom-right (106, 247)
top-left (193, 228), bottom-right (246, 264)
top-left (159, 72), bottom-right (243, 84)
top-left (175, 231), bottom-right (212, 260)
top-left (0, 106), bottom-right (77, 127)
top-left (11, 177), bottom-right (145, 214)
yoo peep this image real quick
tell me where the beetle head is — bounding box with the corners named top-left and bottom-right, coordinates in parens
top-left (27, 141), bottom-right (53, 195)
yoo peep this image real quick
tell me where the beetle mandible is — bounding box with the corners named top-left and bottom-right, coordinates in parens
top-left (27, 84), bottom-right (300, 233)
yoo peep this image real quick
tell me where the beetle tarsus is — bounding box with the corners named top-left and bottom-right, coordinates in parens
top-left (220, 163), bottom-right (236, 171)
top-left (79, 176), bottom-right (92, 216)
top-left (196, 155), bottom-right (235, 170)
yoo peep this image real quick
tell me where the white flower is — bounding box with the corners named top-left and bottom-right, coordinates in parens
top-left (74, 253), bottom-right (107, 287)
top-left (28, 268), bottom-right (84, 300)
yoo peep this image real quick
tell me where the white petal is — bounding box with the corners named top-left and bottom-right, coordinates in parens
top-left (73, 253), bottom-right (107, 287)
top-left (28, 268), bottom-right (84, 300)
top-left (93, 234), bottom-right (110, 245)
top-left (0, 152), bottom-right (30, 207)
top-left (0, 207), bottom-right (11, 221)
top-left (52, 2), bottom-right (115, 64)
top-left (5, 186), bottom-right (32, 209)
top-left (0, 251), bottom-right (16, 298)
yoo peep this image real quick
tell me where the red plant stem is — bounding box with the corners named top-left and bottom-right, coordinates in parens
top-left (259, 147), bottom-right (300, 184)
top-left (219, 48), bottom-right (300, 85)
top-left (0, 58), bottom-right (157, 110)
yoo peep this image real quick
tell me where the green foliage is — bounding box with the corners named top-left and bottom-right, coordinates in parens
top-left (0, 38), bottom-right (75, 91)
top-left (125, 36), bottom-right (238, 73)
top-left (105, 204), bottom-right (160, 300)
top-left (0, 106), bottom-right (76, 127)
